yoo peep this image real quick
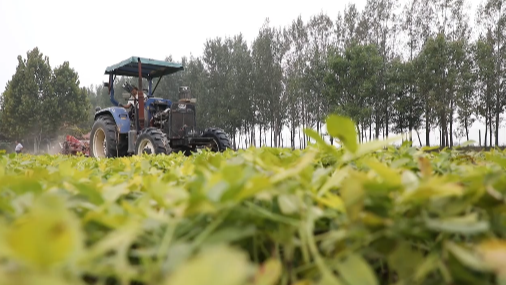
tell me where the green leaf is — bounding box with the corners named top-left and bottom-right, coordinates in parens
top-left (278, 194), bottom-right (301, 215)
top-left (163, 244), bottom-right (253, 285)
top-left (326, 115), bottom-right (358, 154)
top-left (414, 253), bottom-right (440, 283)
top-left (270, 149), bottom-right (317, 183)
top-left (317, 167), bottom-right (349, 197)
top-left (253, 258), bottom-right (283, 285)
top-left (5, 194), bottom-right (83, 269)
top-left (387, 242), bottom-right (425, 282)
top-left (341, 135), bottom-right (403, 162)
top-left (335, 254), bottom-right (378, 285)
top-left (365, 158), bottom-right (402, 186)
top-left (304, 128), bottom-right (341, 157)
top-left (425, 213), bottom-right (489, 235)
top-left (202, 226), bottom-right (257, 246)
top-left (72, 182), bottom-right (104, 205)
top-left (304, 128), bottom-right (329, 147)
top-left (445, 241), bottom-right (490, 272)
top-left (340, 172), bottom-right (365, 221)
top-left (102, 182), bottom-right (129, 203)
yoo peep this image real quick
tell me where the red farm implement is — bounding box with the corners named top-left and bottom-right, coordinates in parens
top-left (60, 135), bottom-right (90, 156)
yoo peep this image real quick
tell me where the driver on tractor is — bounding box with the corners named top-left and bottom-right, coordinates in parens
top-left (120, 84), bottom-right (147, 110)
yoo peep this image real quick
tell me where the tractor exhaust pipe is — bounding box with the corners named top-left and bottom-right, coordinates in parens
top-left (178, 86), bottom-right (191, 100)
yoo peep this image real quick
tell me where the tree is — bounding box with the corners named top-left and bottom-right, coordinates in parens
top-left (305, 13), bottom-right (335, 139)
top-left (0, 47), bottom-right (90, 152)
top-left (51, 61), bottom-right (90, 130)
top-left (474, 35), bottom-right (496, 147)
top-left (455, 41), bottom-right (477, 142)
top-left (251, 19), bottom-right (287, 147)
top-left (476, 0), bottom-right (506, 147)
top-left (389, 58), bottom-right (423, 142)
top-left (285, 16), bottom-right (307, 148)
top-left (0, 48), bottom-right (53, 150)
top-left (324, 43), bottom-right (382, 142)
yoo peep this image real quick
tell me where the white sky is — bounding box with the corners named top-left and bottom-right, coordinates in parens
top-left (0, 0), bottom-right (367, 90)
top-left (0, 0), bottom-right (501, 148)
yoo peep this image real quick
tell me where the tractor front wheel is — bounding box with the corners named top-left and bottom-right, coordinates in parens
top-left (134, 128), bottom-right (168, 155)
top-left (90, 115), bottom-right (127, 158)
top-left (202, 127), bottom-right (231, 152)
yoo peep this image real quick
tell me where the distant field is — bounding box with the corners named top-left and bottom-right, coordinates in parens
top-left (0, 140), bottom-right (505, 285)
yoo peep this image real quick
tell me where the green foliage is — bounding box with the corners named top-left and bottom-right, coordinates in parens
top-left (3, 0), bottom-right (506, 152)
top-left (0, 115), bottom-right (505, 285)
top-left (326, 115), bottom-right (358, 153)
top-left (0, 47), bottom-right (90, 147)
top-left (324, 43), bottom-right (383, 132)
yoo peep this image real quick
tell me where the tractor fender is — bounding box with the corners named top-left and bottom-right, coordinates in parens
top-left (94, 107), bottom-right (130, 134)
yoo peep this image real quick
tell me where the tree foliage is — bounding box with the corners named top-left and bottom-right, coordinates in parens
top-left (0, 48), bottom-right (90, 151)
top-left (4, 0), bottom-right (506, 149)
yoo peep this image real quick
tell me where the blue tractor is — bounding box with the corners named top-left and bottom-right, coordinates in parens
top-left (90, 56), bottom-right (231, 158)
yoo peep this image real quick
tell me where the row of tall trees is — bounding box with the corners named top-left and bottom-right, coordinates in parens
top-left (0, 48), bottom-right (90, 151)
top-left (87, 0), bottom-right (501, 149)
top-left (2, 0), bottom-right (505, 150)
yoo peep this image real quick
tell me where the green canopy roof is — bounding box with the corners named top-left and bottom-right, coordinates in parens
top-left (105, 56), bottom-right (184, 78)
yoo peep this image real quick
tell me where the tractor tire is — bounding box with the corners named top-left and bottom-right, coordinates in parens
top-left (202, 127), bottom-right (231, 152)
top-left (134, 127), bottom-right (168, 155)
top-left (90, 115), bottom-right (128, 158)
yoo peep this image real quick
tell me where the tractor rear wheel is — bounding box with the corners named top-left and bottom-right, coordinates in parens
top-left (202, 127), bottom-right (231, 152)
top-left (134, 127), bottom-right (168, 155)
top-left (90, 115), bottom-right (127, 158)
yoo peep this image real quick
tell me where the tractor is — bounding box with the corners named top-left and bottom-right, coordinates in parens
top-left (89, 56), bottom-right (231, 158)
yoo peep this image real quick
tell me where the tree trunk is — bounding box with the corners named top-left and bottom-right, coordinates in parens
top-left (489, 115), bottom-right (493, 148)
top-left (374, 112), bottom-right (379, 139)
top-left (495, 111), bottom-right (499, 147)
top-left (271, 124), bottom-right (275, 148)
top-left (290, 121), bottom-right (295, 149)
top-left (425, 115), bottom-right (430, 147)
top-left (259, 126), bottom-right (262, 147)
top-left (416, 130), bottom-right (422, 147)
top-left (233, 131), bottom-right (237, 150)
top-left (386, 110), bottom-right (389, 138)
top-left (298, 127), bottom-right (302, 150)
top-left (484, 117), bottom-right (488, 148)
top-left (465, 117), bottom-right (469, 141)
top-left (357, 124), bottom-right (361, 144)
top-left (252, 123), bottom-right (256, 147)
top-left (449, 110), bottom-right (454, 147)
top-left (364, 126), bottom-right (367, 142)
top-left (443, 111), bottom-right (448, 148)
top-left (370, 118), bottom-right (372, 142)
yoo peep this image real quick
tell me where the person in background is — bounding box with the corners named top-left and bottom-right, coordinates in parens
top-left (15, 140), bottom-right (23, 154)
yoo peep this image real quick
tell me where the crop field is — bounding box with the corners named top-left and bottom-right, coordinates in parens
top-left (0, 116), bottom-right (506, 285)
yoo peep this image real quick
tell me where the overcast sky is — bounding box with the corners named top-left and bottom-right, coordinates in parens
top-left (0, 0), bottom-right (369, 90)
top-left (1, 0), bottom-right (500, 147)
